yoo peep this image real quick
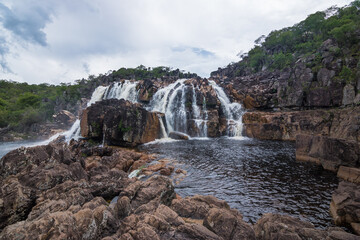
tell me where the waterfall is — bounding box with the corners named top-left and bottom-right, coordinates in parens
top-left (61, 78), bottom-right (243, 143)
top-left (148, 79), bottom-right (188, 134)
top-left (64, 81), bottom-right (139, 141)
top-left (104, 80), bottom-right (139, 102)
top-left (191, 84), bottom-right (207, 137)
top-left (209, 80), bottom-right (244, 137)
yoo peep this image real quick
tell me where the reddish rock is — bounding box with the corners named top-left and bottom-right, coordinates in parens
top-left (254, 213), bottom-right (359, 240)
top-left (296, 134), bottom-right (360, 172)
top-left (330, 181), bottom-right (360, 230)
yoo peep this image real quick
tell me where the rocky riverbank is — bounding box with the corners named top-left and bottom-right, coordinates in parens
top-left (1, 139), bottom-right (359, 240)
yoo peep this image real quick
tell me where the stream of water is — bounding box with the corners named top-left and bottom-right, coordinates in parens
top-left (139, 137), bottom-right (338, 229)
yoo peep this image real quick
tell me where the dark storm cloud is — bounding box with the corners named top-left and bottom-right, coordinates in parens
top-left (0, 2), bottom-right (53, 46)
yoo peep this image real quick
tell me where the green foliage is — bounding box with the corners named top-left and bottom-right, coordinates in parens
top-left (113, 65), bottom-right (197, 80)
top-left (271, 53), bottom-right (294, 70)
top-left (118, 120), bottom-right (131, 133)
top-left (236, 1), bottom-right (360, 73)
top-left (339, 66), bottom-right (355, 83)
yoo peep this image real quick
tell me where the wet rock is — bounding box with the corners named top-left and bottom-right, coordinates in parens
top-left (81, 99), bottom-right (162, 147)
top-left (330, 181), bottom-right (360, 230)
top-left (168, 131), bottom-right (190, 140)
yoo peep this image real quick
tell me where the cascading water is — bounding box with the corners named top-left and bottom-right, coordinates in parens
top-left (209, 80), bottom-right (244, 137)
top-left (63, 78), bottom-right (243, 142)
top-left (191, 85), bottom-right (207, 137)
top-left (148, 79), bottom-right (188, 134)
top-left (148, 78), bottom-right (244, 138)
top-left (104, 81), bottom-right (139, 102)
top-left (64, 80), bottom-right (139, 141)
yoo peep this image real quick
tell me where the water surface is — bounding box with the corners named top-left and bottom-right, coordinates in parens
top-left (140, 137), bottom-right (338, 228)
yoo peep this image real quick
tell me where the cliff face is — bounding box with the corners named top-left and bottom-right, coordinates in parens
top-left (212, 39), bottom-right (360, 110)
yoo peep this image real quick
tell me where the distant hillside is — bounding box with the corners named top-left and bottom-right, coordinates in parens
top-left (213, 0), bottom-right (360, 78)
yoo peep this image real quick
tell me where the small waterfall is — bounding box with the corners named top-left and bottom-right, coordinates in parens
top-left (158, 115), bottom-right (168, 138)
top-left (191, 84), bottom-right (207, 137)
top-left (104, 80), bottom-right (139, 102)
top-left (149, 79), bottom-right (188, 134)
top-left (64, 81), bottom-right (139, 142)
top-left (209, 80), bottom-right (244, 137)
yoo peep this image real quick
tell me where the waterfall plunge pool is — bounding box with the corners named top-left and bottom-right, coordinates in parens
top-left (139, 137), bottom-right (338, 229)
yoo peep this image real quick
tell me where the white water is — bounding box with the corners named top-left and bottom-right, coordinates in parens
top-left (62, 80), bottom-right (140, 142)
top-left (147, 79), bottom-right (244, 138)
top-left (209, 80), bottom-right (244, 137)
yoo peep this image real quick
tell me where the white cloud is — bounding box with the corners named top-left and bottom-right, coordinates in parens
top-left (0, 0), bottom-right (354, 84)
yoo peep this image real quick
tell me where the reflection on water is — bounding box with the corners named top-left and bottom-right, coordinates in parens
top-left (140, 137), bottom-right (338, 228)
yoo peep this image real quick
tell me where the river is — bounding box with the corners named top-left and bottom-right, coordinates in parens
top-left (139, 137), bottom-right (338, 228)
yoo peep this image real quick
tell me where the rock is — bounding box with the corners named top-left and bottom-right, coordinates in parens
top-left (243, 107), bottom-right (360, 142)
top-left (337, 166), bottom-right (360, 183)
top-left (254, 213), bottom-right (359, 240)
top-left (81, 99), bottom-right (162, 147)
top-left (168, 131), bottom-right (190, 140)
top-left (343, 84), bottom-right (356, 106)
top-left (52, 110), bottom-right (77, 127)
top-left (330, 181), bottom-right (360, 230)
top-left (0, 177), bottom-right (36, 230)
top-left (296, 135), bottom-right (360, 172)
top-left (160, 167), bottom-right (174, 176)
top-left (203, 208), bottom-right (256, 240)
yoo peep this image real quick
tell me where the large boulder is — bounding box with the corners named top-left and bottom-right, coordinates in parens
top-left (81, 99), bottom-right (162, 147)
top-left (330, 181), bottom-right (360, 234)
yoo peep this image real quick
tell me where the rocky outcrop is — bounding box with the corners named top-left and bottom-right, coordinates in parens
top-left (254, 213), bottom-right (359, 240)
top-left (330, 181), bottom-right (360, 235)
top-left (296, 135), bottom-right (360, 172)
top-left (80, 99), bottom-right (163, 147)
top-left (242, 106), bottom-right (360, 141)
top-left (213, 39), bottom-right (360, 110)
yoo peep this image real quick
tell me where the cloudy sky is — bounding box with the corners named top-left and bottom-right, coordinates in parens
top-left (0, 0), bottom-right (353, 84)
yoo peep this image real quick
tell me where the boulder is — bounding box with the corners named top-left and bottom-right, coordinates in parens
top-left (337, 166), bottom-right (360, 184)
top-left (80, 99), bottom-right (162, 147)
top-left (330, 181), bottom-right (360, 230)
top-left (343, 84), bottom-right (356, 106)
top-left (168, 131), bottom-right (190, 140)
top-left (254, 213), bottom-right (359, 240)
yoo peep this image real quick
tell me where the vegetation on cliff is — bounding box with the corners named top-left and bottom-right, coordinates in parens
top-left (217, 0), bottom-right (360, 77)
top-left (0, 66), bottom-right (196, 133)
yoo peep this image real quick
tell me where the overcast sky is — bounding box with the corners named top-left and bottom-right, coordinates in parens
top-left (0, 0), bottom-right (353, 84)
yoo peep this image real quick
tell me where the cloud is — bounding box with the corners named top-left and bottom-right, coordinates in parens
top-left (0, 1), bottom-right (54, 46)
top-left (0, 0), bottom-right (354, 84)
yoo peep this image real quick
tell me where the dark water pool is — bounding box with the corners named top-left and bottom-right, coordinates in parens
top-left (139, 137), bottom-right (338, 228)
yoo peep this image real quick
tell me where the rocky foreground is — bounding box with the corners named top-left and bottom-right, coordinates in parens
top-left (0, 138), bottom-right (359, 240)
